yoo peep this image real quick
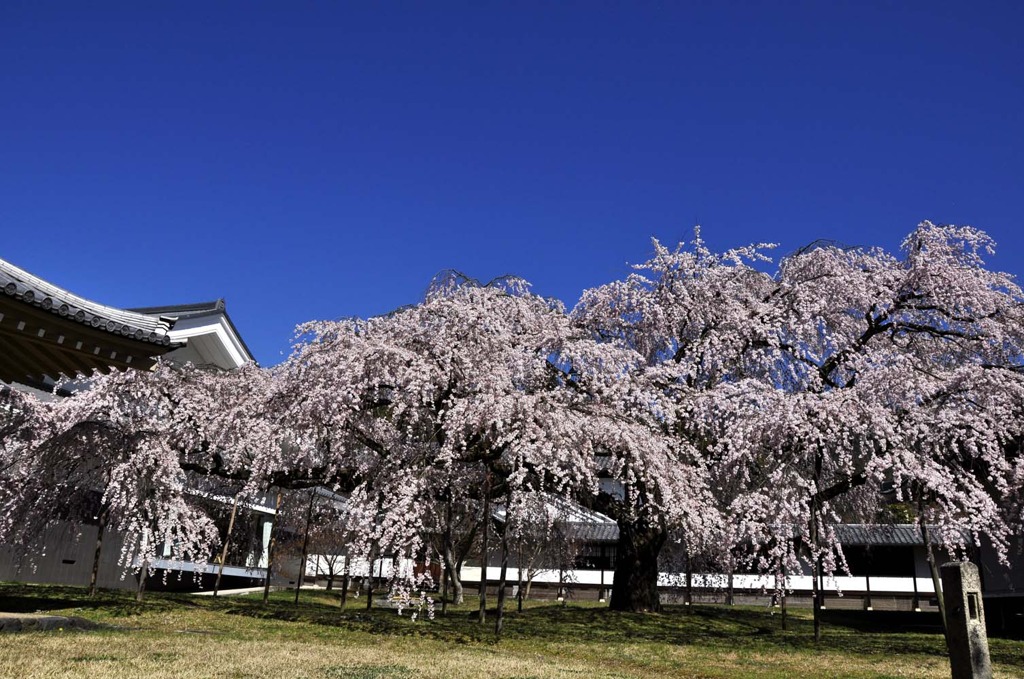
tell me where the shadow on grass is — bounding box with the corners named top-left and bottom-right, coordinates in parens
top-left (3, 582), bottom-right (1021, 670)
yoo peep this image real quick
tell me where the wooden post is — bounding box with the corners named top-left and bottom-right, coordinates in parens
top-left (294, 489), bottom-right (317, 605)
top-left (214, 493), bottom-right (241, 598)
top-left (262, 490), bottom-right (283, 605)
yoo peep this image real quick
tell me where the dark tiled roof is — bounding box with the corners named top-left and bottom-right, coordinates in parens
top-left (1, 257), bottom-right (180, 345)
top-left (0, 257), bottom-right (183, 382)
top-left (129, 299), bottom-right (227, 320)
top-left (130, 299), bottom-right (255, 364)
top-left (834, 523), bottom-right (957, 546)
top-left (562, 521), bottom-right (619, 543)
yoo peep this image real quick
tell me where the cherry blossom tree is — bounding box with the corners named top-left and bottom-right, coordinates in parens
top-left (275, 273), bottom-right (644, 620)
top-left (687, 222), bottom-right (1024, 639)
top-left (571, 229), bottom-right (774, 611)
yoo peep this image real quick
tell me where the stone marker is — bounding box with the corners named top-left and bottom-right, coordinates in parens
top-left (940, 561), bottom-right (992, 679)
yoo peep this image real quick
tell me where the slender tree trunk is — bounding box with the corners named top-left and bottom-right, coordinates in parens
top-left (811, 451), bottom-right (823, 642)
top-left (685, 551), bottom-right (693, 611)
top-left (214, 493), bottom-right (240, 598)
top-left (609, 515), bottom-right (667, 612)
top-left (442, 496), bottom-right (453, 615)
top-left (478, 473), bottom-right (491, 624)
top-left (780, 560), bottom-right (789, 631)
top-left (136, 559), bottom-right (148, 602)
top-left (295, 490), bottom-right (317, 605)
top-left (811, 523), bottom-right (822, 642)
top-left (88, 507), bottom-right (110, 597)
top-left (495, 513), bottom-right (510, 639)
top-left (449, 552), bottom-right (465, 605)
top-left (340, 555), bottom-right (350, 608)
top-left (516, 546), bottom-right (525, 613)
top-left (920, 518), bottom-right (948, 641)
top-left (262, 490), bottom-right (283, 605)
top-left (365, 546), bottom-right (377, 611)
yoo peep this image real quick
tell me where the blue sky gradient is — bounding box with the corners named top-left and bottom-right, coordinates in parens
top-left (2, 2), bottom-right (1022, 364)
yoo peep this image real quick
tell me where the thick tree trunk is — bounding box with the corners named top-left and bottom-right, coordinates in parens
top-left (609, 516), bottom-right (667, 612)
top-left (440, 547), bottom-right (466, 606)
top-left (451, 557), bottom-right (465, 605)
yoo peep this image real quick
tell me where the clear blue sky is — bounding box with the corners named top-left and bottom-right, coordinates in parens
top-left (2, 2), bottom-right (1022, 365)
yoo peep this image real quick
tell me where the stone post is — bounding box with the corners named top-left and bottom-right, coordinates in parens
top-left (940, 561), bottom-right (992, 679)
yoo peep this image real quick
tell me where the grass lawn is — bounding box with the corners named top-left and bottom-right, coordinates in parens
top-left (1, 583), bottom-right (1023, 678)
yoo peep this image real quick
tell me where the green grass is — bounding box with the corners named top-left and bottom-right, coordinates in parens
top-left (1, 582), bottom-right (1023, 678)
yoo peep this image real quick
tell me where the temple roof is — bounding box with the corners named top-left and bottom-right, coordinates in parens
top-left (131, 299), bottom-right (255, 365)
top-left (0, 256), bottom-right (183, 384)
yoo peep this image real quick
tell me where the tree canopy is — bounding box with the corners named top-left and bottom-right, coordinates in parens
top-left (1, 222), bottom-right (1022, 615)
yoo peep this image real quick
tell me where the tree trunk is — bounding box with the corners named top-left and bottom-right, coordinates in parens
top-left (442, 496), bottom-right (453, 615)
top-left (136, 559), bottom-right (148, 602)
top-left (295, 490), bottom-right (317, 605)
top-left (214, 493), bottom-right (240, 598)
top-left (780, 562), bottom-right (788, 631)
top-left (495, 518), bottom-right (510, 639)
top-left (684, 552), bottom-right (693, 611)
top-left (451, 554), bottom-right (465, 605)
top-left (478, 474), bottom-right (491, 624)
top-left (365, 546), bottom-right (377, 611)
top-left (609, 515), bottom-right (666, 612)
top-left (811, 452), bottom-right (823, 642)
top-left (340, 555), bottom-right (349, 608)
top-left (516, 548), bottom-right (525, 613)
top-left (88, 507), bottom-right (110, 597)
top-left (811, 527), bottom-right (822, 642)
top-left (920, 520), bottom-right (949, 642)
top-left (262, 490), bottom-right (283, 605)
